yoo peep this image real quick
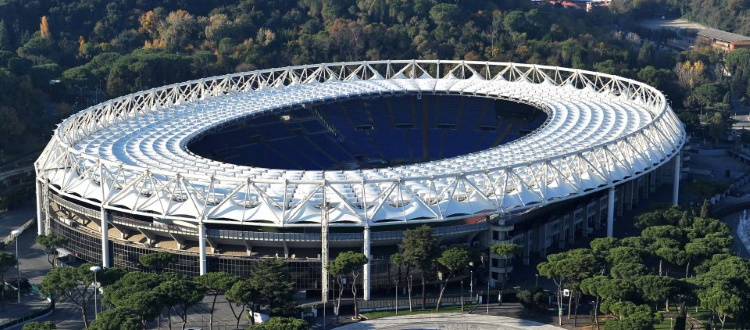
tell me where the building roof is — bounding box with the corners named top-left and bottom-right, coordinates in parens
top-left (35, 60), bottom-right (685, 227)
top-left (698, 27), bottom-right (750, 43)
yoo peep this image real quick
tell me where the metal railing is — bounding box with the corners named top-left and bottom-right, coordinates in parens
top-left (358, 294), bottom-right (479, 312)
top-left (52, 194), bottom-right (488, 242)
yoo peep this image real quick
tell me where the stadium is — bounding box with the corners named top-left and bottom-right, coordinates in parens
top-left (34, 60), bottom-right (685, 301)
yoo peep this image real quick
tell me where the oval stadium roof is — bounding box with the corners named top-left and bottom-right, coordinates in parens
top-left (35, 60), bottom-right (685, 227)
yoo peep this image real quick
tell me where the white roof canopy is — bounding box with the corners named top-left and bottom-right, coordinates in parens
top-left (35, 60), bottom-right (685, 227)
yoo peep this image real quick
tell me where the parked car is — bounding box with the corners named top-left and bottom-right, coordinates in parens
top-left (5, 277), bottom-right (31, 292)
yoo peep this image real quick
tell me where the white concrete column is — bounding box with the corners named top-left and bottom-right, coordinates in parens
top-left (321, 184), bottom-right (330, 303)
top-left (100, 208), bottom-right (111, 267)
top-left (363, 226), bottom-right (371, 301)
top-left (673, 153), bottom-right (681, 205)
top-left (36, 180), bottom-right (44, 235)
top-left (198, 222), bottom-right (207, 275)
top-left (607, 187), bottom-right (615, 238)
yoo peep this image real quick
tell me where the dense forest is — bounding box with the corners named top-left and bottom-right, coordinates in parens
top-left (0, 0), bottom-right (742, 158)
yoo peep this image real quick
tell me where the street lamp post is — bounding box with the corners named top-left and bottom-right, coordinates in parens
top-left (469, 262), bottom-right (474, 299)
top-left (395, 276), bottom-right (399, 315)
top-left (487, 252), bottom-right (491, 315)
top-left (460, 279), bottom-right (464, 311)
top-left (90, 266), bottom-right (102, 319)
top-left (535, 274), bottom-right (539, 288)
top-left (11, 229), bottom-right (23, 304)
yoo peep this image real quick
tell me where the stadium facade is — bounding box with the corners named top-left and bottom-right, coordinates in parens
top-left (34, 60), bottom-right (685, 301)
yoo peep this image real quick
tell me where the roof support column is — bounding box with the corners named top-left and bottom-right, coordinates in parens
top-left (321, 184), bottom-right (330, 303)
top-left (43, 182), bottom-right (51, 235)
top-left (199, 222), bottom-right (207, 275)
top-left (100, 208), bottom-right (111, 268)
top-left (36, 180), bottom-right (44, 235)
top-left (363, 226), bottom-right (371, 301)
top-left (673, 153), bottom-right (681, 206)
top-left (607, 187), bottom-right (615, 238)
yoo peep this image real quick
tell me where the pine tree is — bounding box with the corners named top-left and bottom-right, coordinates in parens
top-left (0, 20), bottom-right (9, 50)
top-left (700, 199), bottom-right (711, 218)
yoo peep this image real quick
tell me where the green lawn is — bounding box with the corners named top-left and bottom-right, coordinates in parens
top-left (361, 304), bottom-right (478, 320)
top-left (645, 307), bottom-right (737, 330)
top-left (687, 308), bottom-right (736, 330)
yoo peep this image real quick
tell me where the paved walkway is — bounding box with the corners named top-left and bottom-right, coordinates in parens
top-left (334, 313), bottom-right (562, 329)
top-left (0, 298), bottom-right (51, 328)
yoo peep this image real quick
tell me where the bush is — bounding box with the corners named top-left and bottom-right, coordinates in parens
top-left (516, 287), bottom-right (547, 311)
top-left (22, 321), bottom-right (56, 330)
top-left (248, 317), bottom-right (309, 330)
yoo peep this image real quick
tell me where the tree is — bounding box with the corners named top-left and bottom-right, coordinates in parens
top-left (157, 10), bottom-right (201, 52)
top-left (503, 11), bottom-right (527, 33)
top-left (590, 237), bottom-right (619, 253)
top-left (117, 291), bottom-right (162, 328)
top-left (538, 249), bottom-right (599, 326)
top-left (88, 307), bottom-right (141, 330)
top-left (250, 317), bottom-right (309, 330)
top-left (41, 264), bottom-right (97, 328)
top-left (0, 20), bottom-right (10, 51)
top-left (226, 279), bottom-right (256, 328)
top-left (581, 276), bottom-right (608, 330)
top-left (644, 237), bottom-right (680, 276)
top-left (699, 200), bottom-right (711, 218)
top-left (21, 321), bottom-right (55, 330)
top-left (655, 247), bottom-right (687, 276)
top-left (0, 252), bottom-right (17, 309)
top-left (103, 271), bottom-right (163, 327)
top-left (637, 42), bottom-right (654, 67)
top-left (583, 276), bottom-right (639, 329)
top-left (35, 234), bottom-right (68, 266)
top-left (328, 251), bottom-right (369, 319)
top-left (610, 263), bottom-right (648, 281)
top-left (97, 267), bottom-right (128, 287)
top-left (637, 66), bottom-right (674, 90)
top-left (707, 112), bottom-right (728, 144)
top-left (692, 256), bottom-right (750, 329)
top-left (642, 226), bottom-right (685, 244)
top-left (689, 217), bottom-right (731, 240)
top-left (155, 275), bottom-right (206, 330)
top-left (634, 211), bottom-right (668, 229)
top-left (401, 225), bottom-right (437, 309)
top-left (196, 272), bottom-right (239, 329)
top-left (635, 275), bottom-right (680, 311)
top-left (606, 246), bottom-right (644, 267)
top-left (429, 3), bottom-right (461, 25)
top-left (434, 245), bottom-right (471, 311)
top-left (390, 252), bottom-right (412, 311)
top-left (605, 309), bottom-right (661, 330)
top-left (248, 259), bottom-right (297, 317)
top-left (490, 242), bottom-right (520, 305)
top-left (138, 252), bottom-right (177, 273)
top-left (692, 83), bottom-right (728, 111)
top-left (699, 288), bottom-right (741, 330)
